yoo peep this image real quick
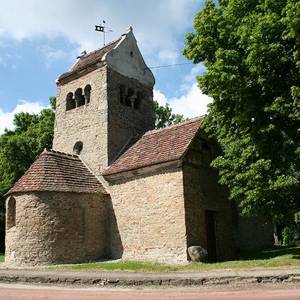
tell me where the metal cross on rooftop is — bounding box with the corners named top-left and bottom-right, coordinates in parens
top-left (95, 20), bottom-right (113, 46)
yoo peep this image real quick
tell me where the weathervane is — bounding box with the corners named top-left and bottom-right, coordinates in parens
top-left (95, 20), bottom-right (113, 46)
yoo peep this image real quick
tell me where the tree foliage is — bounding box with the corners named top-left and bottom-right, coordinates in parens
top-left (184, 0), bottom-right (300, 218)
top-left (154, 100), bottom-right (185, 128)
top-left (0, 97), bottom-right (55, 251)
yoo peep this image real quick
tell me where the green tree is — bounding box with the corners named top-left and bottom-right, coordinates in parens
top-left (184, 0), bottom-right (300, 218)
top-left (0, 97), bottom-right (56, 251)
top-left (154, 100), bottom-right (185, 128)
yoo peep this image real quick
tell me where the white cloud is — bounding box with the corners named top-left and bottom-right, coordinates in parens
top-left (154, 89), bottom-right (168, 106)
top-left (38, 46), bottom-right (69, 61)
top-left (154, 84), bottom-right (212, 118)
top-left (0, 101), bottom-right (46, 134)
top-left (37, 45), bottom-right (75, 68)
top-left (172, 83), bottom-right (212, 117)
top-left (0, 0), bottom-right (199, 64)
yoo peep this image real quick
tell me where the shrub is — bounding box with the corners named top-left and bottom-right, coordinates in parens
top-left (282, 225), bottom-right (298, 246)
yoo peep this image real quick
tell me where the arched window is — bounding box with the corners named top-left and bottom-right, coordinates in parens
top-left (66, 92), bottom-right (75, 111)
top-left (84, 84), bottom-right (91, 104)
top-left (7, 196), bottom-right (16, 230)
top-left (73, 141), bottom-right (83, 155)
top-left (75, 88), bottom-right (85, 107)
top-left (134, 91), bottom-right (142, 109)
top-left (125, 88), bottom-right (135, 107)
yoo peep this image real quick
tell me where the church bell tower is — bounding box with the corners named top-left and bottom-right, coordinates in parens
top-left (53, 28), bottom-right (155, 177)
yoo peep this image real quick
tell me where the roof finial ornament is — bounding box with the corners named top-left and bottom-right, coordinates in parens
top-left (95, 20), bottom-right (113, 46)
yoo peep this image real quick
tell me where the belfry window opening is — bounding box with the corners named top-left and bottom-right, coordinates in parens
top-left (66, 85), bottom-right (92, 111)
top-left (119, 85), bottom-right (142, 110)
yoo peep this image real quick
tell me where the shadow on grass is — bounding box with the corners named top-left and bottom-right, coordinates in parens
top-left (238, 245), bottom-right (300, 261)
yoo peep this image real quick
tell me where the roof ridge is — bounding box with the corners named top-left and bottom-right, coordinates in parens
top-left (42, 149), bottom-right (79, 160)
top-left (80, 37), bottom-right (121, 60)
top-left (103, 116), bottom-right (204, 176)
top-left (79, 156), bottom-right (108, 194)
top-left (145, 115), bottom-right (205, 136)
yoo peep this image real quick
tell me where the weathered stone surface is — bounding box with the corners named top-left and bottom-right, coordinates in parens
top-left (106, 67), bottom-right (154, 165)
top-left (183, 135), bottom-right (237, 261)
top-left (107, 167), bottom-right (188, 264)
top-left (53, 67), bottom-right (109, 176)
top-left (188, 246), bottom-right (208, 262)
top-left (236, 215), bottom-right (274, 251)
top-left (5, 192), bottom-right (107, 267)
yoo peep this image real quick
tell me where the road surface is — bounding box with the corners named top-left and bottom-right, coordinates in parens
top-left (0, 284), bottom-right (299, 300)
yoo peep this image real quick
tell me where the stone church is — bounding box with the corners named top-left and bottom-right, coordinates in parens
top-left (5, 28), bottom-right (273, 266)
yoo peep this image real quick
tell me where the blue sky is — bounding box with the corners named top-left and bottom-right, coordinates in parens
top-left (0, 0), bottom-right (212, 133)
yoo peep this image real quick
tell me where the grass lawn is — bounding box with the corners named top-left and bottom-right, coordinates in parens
top-left (0, 254), bottom-right (4, 263)
top-left (50, 245), bottom-right (300, 272)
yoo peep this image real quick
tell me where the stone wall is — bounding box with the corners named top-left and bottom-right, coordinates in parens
top-left (183, 135), bottom-right (236, 261)
top-left (105, 28), bottom-right (155, 87)
top-left (53, 67), bottom-right (108, 176)
top-left (53, 66), bottom-right (155, 176)
top-left (5, 192), bottom-right (107, 266)
top-left (107, 67), bottom-right (155, 164)
top-left (106, 167), bottom-right (188, 263)
top-left (237, 215), bottom-right (274, 251)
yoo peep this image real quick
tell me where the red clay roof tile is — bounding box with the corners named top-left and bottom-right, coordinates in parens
top-left (70, 38), bottom-right (121, 72)
top-left (103, 117), bottom-right (204, 176)
top-left (6, 149), bottom-right (106, 196)
top-left (58, 38), bottom-right (121, 82)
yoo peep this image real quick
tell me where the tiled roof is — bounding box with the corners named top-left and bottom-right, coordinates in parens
top-left (58, 38), bottom-right (121, 82)
top-left (70, 38), bottom-right (121, 73)
top-left (6, 149), bottom-right (106, 196)
top-left (58, 37), bottom-right (122, 81)
top-left (103, 117), bottom-right (204, 176)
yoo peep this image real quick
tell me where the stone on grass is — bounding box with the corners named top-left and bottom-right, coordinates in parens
top-left (188, 246), bottom-right (208, 262)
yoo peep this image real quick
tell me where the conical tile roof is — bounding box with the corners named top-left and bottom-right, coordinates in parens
top-left (5, 149), bottom-right (106, 196)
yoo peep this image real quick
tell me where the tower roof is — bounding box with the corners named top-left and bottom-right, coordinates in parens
top-left (5, 149), bottom-right (107, 196)
top-left (57, 27), bottom-right (155, 86)
top-left (70, 38), bottom-right (122, 73)
top-left (57, 38), bottom-right (121, 82)
top-left (103, 117), bottom-right (205, 176)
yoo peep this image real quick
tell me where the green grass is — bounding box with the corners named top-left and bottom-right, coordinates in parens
top-left (50, 245), bottom-right (300, 272)
top-left (0, 254), bottom-right (4, 263)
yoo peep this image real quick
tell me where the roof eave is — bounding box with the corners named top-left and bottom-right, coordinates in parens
top-left (4, 189), bottom-right (108, 198)
top-left (103, 159), bottom-right (182, 181)
top-left (56, 62), bottom-right (106, 85)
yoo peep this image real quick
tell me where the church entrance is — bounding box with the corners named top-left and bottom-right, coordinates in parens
top-left (205, 210), bottom-right (217, 262)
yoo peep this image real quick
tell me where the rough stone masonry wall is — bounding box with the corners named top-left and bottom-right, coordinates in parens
top-left (237, 215), bottom-right (274, 251)
top-left (107, 167), bottom-right (188, 264)
top-left (5, 192), bottom-right (107, 266)
top-left (53, 67), bottom-right (108, 176)
top-left (183, 136), bottom-right (236, 261)
top-left (107, 68), bottom-right (155, 164)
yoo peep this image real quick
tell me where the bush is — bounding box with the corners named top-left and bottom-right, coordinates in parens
top-left (282, 225), bottom-right (298, 246)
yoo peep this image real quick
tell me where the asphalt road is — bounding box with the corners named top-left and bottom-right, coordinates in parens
top-left (0, 284), bottom-right (300, 300)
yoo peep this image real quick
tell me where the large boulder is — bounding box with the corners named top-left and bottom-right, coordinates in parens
top-left (188, 246), bottom-right (208, 262)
